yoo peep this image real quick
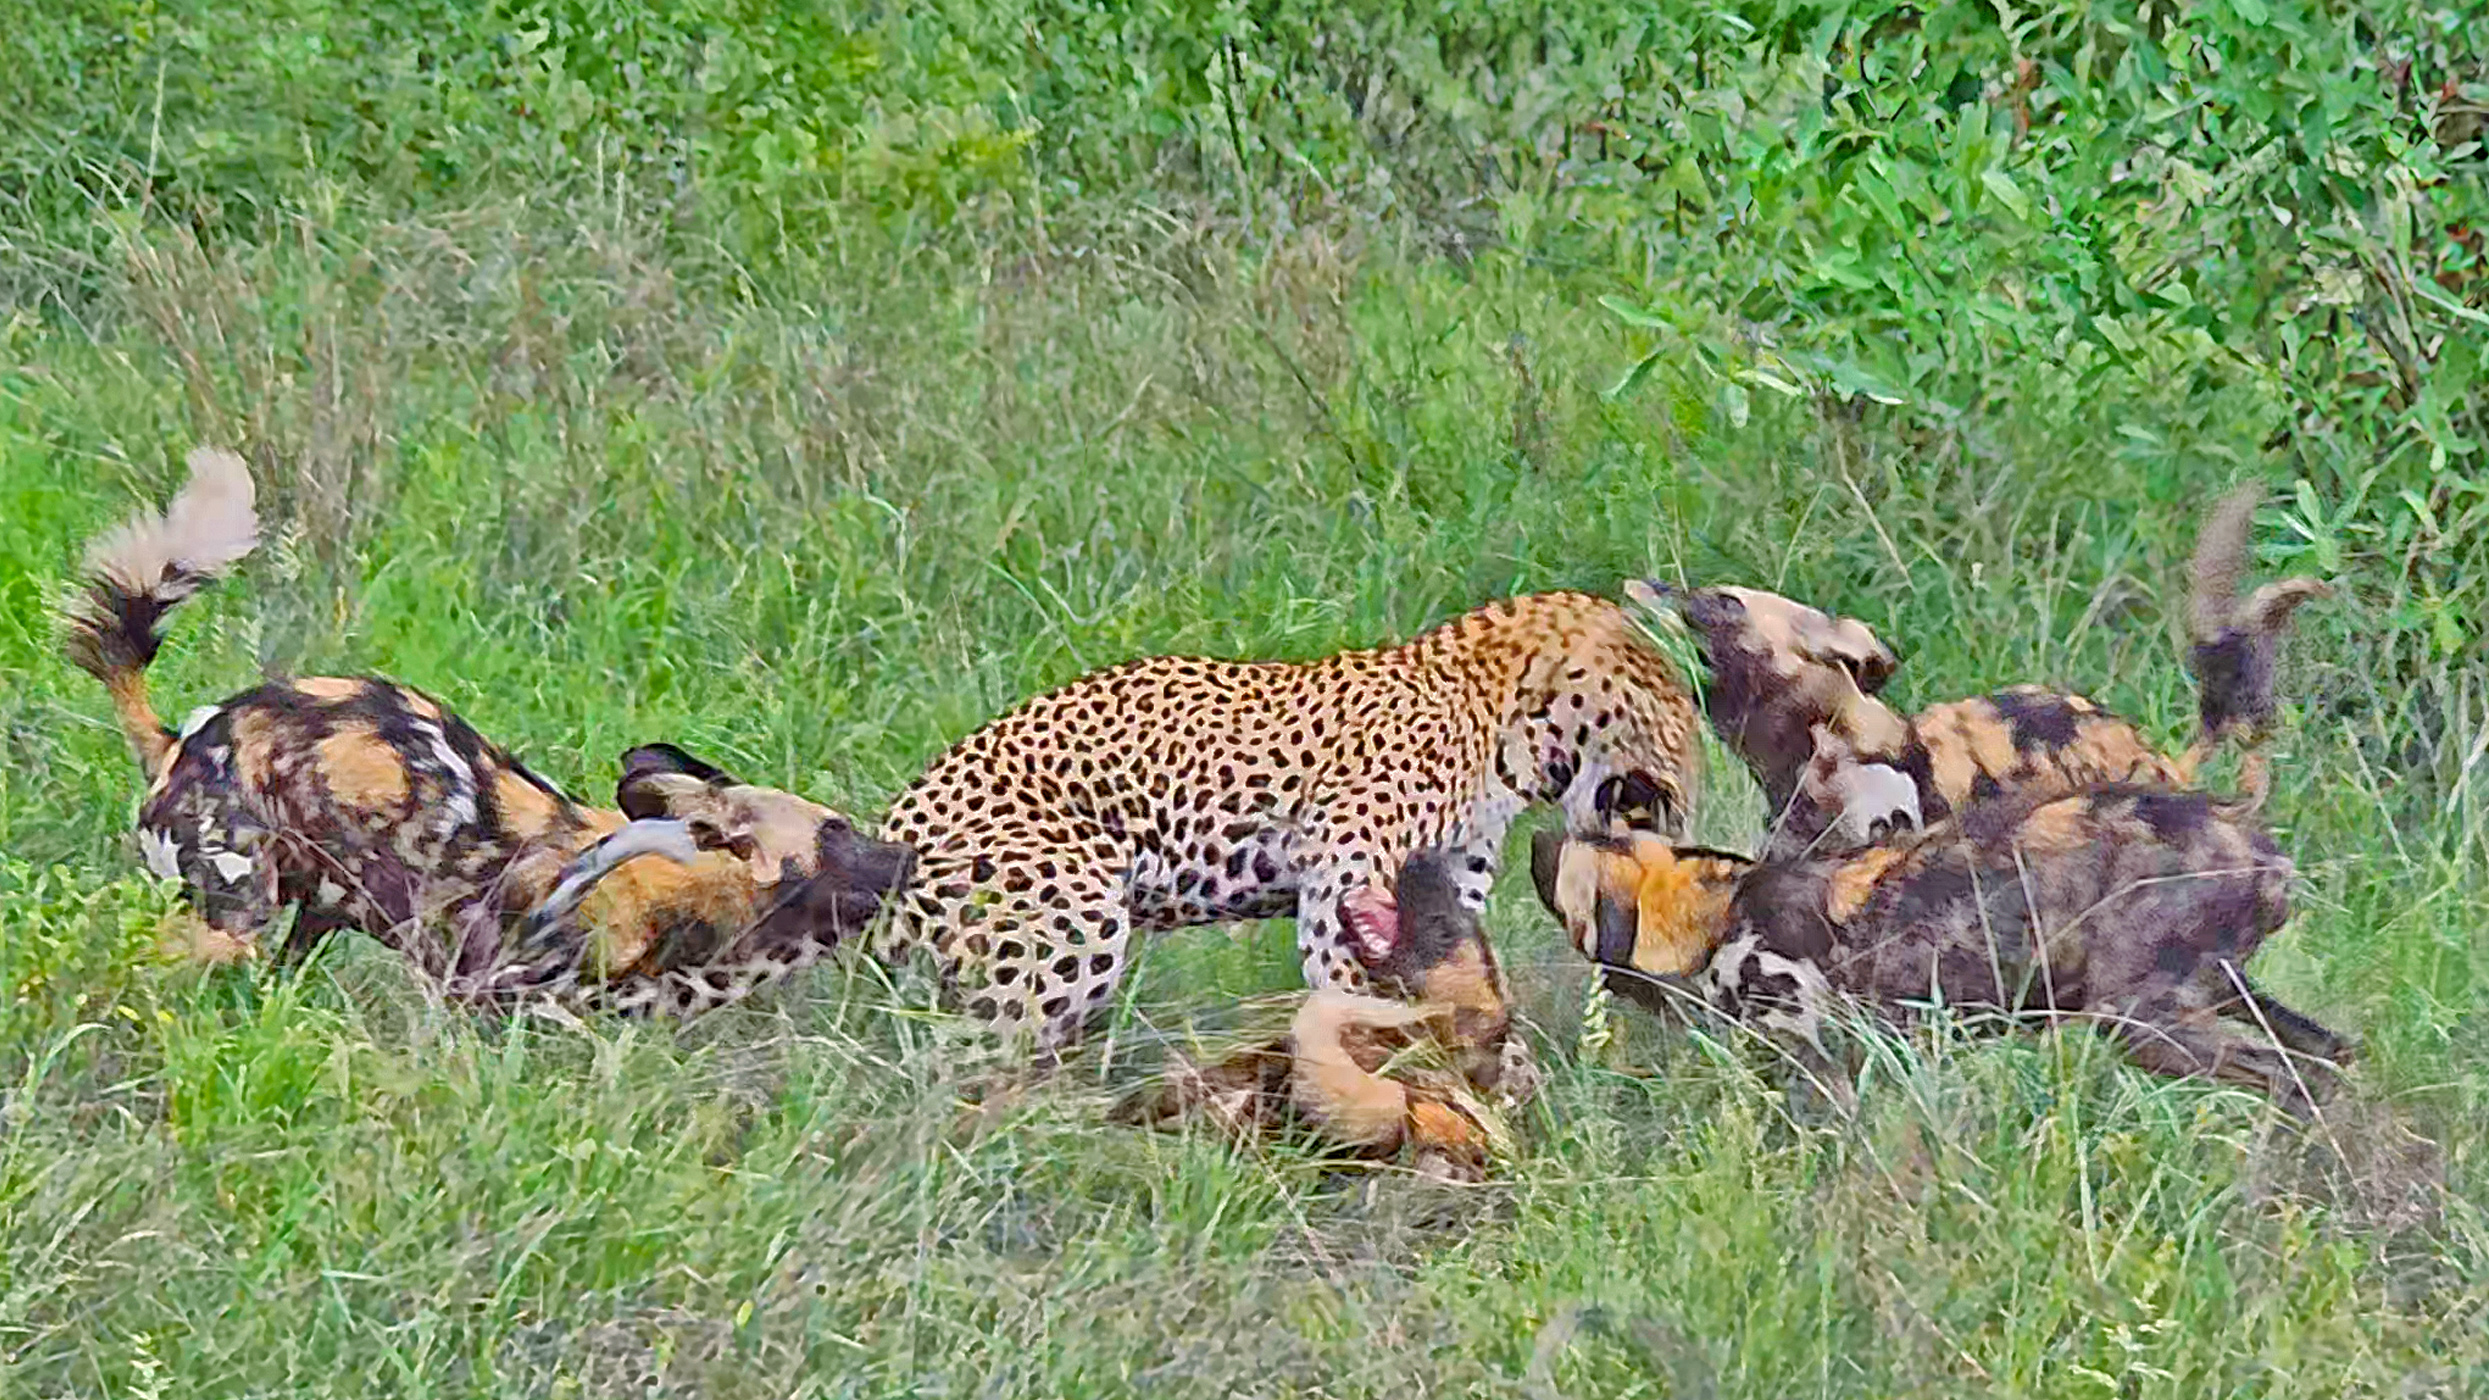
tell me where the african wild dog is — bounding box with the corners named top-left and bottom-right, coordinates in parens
top-left (1640, 485), bottom-right (2328, 856)
top-left (1113, 848), bottom-right (1516, 1178)
top-left (1531, 788), bottom-right (2353, 1115)
top-left (63, 447), bottom-right (912, 1008)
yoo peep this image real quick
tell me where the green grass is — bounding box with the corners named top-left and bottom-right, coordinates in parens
top-left (5, 3), bottom-right (2487, 1395)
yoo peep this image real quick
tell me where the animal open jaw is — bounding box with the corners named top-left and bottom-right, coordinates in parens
top-left (1112, 846), bottom-right (1522, 1175)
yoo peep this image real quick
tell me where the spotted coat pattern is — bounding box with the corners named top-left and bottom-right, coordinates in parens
top-left (874, 591), bottom-right (1702, 1053)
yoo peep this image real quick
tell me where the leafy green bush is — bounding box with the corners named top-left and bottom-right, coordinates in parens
top-left (1582, 4), bottom-right (2486, 657)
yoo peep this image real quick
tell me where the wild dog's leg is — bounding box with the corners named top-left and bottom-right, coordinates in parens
top-left (2100, 986), bottom-right (2331, 1117)
top-left (886, 837), bottom-right (1138, 1056)
top-left (2217, 976), bottom-right (2355, 1064)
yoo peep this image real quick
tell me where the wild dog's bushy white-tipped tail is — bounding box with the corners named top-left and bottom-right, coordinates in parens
top-left (2186, 484), bottom-right (2265, 647)
top-left (63, 447), bottom-right (261, 780)
top-left (2182, 483), bottom-right (2330, 811)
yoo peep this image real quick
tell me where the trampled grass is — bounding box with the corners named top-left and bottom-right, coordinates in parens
top-left (4, 6), bottom-right (2487, 1394)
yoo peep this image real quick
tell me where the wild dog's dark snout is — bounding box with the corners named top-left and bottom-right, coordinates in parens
top-left (1595, 889), bottom-right (1639, 967)
top-left (825, 826), bottom-right (916, 901)
top-left (750, 831), bottom-right (914, 949)
top-left (1529, 828), bottom-right (1566, 920)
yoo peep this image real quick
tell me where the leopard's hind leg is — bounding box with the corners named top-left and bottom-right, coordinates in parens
top-left (890, 834), bottom-right (1139, 1056)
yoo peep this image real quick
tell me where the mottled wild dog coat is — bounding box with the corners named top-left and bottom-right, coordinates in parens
top-left (1112, 849), bottom-right (1514, 1179)
top-left (1648, 485), bottom-right (2328, 855)
top-left (1531, 789), bottom-right (2353, 1114)
top-left (63, 448), bottom-right (912, 1007)
top-left (844, 588), bottom-right (1699, 1055)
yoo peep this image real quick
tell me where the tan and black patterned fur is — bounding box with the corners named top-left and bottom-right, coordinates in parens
top-left (63, 448), bottom-right (911, 1008)
top-left (1112, 848), bottom-right (1513, 1179)
top-left (1646, 486), bottom-right (2328, 855)
top-left (1532, 790), bottom-right (2353, 1115)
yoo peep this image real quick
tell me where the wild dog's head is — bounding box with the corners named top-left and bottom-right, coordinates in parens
top-left (612, 742), bottom-right (915, 945)
top-left (1338, 848), bottom-right (1512, 1087)
top-left (1633, 581), bottom-right (1902, 809)
top-left (1528, 827), bottom-right (1752, 1012)
top-left (515, 744), bottom-right (913, 986)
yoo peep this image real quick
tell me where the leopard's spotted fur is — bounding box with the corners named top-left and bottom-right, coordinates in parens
top-left (872, 591), bottom-right (1701, 1053)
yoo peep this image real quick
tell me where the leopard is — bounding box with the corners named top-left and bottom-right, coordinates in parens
top-left (859, 590), bottom-right (1703, 1055)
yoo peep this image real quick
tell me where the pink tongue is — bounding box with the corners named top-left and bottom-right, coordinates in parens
top-left (1342, 885), bottom-right (1400, 966)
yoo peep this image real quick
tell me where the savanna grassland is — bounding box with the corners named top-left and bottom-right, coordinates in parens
top-left (3, 2), bottom-right (2486, 1394)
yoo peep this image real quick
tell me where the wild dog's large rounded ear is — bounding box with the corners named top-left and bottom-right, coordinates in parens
top-left (616, 743), bottom-right (739, 820)
top-left (1827, 629), bottom-right (1901, 695)
top-left (1793, 614), bottom-right (1901, 695)
top-left (1622, 578), bottom-right (1677, 616)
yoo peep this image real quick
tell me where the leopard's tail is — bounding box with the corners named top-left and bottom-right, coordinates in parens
top-left (2179, 484), bottom-right (2329, 814)
top-left (63, 447), bottom-right (260, 784)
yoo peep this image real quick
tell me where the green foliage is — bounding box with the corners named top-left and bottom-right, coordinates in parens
top-left (3, 0), bottom-right (2488, 1394)
top-left (1586, 1), bottom-right (2488, 663)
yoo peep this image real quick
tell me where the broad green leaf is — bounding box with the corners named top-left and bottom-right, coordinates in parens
top-left (1719, 380), bottom-right (1750, 429)
top-left (1598, 295), bottom-right (1673, 331)
top-left (1981, 168), bottom-right (2032, 221)
top-left (1604, 349), bottom-right (1668, 401)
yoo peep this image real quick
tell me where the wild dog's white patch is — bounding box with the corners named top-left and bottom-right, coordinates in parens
top-left (405, 714), bottom-right (480, 830)
top-left (1830, 761), bottom-right (1923, 846)
top-left (208, 849), bottom-right (256, 885)
top-left (138, 827), bottom-right (183, 881)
